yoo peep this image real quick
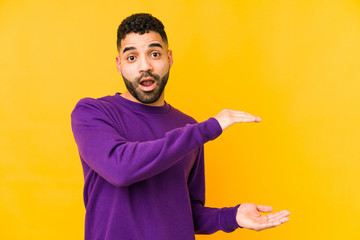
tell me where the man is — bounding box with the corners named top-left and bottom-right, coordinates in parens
top-left (71, 13), bottom-right (290, 240)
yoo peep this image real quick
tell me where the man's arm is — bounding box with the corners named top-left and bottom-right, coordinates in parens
top-left (71, 98), bottom-right (222, 187)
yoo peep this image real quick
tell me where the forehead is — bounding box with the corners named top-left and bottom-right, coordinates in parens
top-left (120, 31), bottom-right (166, 52)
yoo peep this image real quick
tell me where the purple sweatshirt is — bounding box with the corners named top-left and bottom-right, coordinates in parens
top-left (71, 93), bottom-right (240, 240)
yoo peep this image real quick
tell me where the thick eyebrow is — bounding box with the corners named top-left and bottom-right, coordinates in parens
top-left (123, 46), bottom-right (136, 54)
top-left (122, 43), bottom-right (163, 54)
top-left (149, 43), bottom-right (163, 49)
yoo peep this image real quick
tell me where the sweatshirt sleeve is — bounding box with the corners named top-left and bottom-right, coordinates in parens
top-left (188, 146), bottom-right (241, 234)
top-left (71, 98), bottom-right (222, 187)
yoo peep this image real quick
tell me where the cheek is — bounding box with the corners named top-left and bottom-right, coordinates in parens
top-left (155, 61), bottom-right (170, 76)
top-left (120, 65), bottom-right (137, 79)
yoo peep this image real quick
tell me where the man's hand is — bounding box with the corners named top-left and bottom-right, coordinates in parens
top-left (236, 203), bottom-right (290, 231)
top-left (214, 109), bottom-right (261, 131)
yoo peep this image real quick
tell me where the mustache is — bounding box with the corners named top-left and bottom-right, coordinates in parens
top-left (136, 71), bottom-right (160, 83)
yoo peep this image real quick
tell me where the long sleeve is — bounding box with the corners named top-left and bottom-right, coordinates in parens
top-left (188, 146), bottom-right (240, 234)
top-left (71, 98), bottom-right (222, 187)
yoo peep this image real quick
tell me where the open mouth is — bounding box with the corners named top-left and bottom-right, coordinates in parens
top-left (139, 78), bottom-right (156, 91)
top-left (140, 80), bottom-right (155, 87)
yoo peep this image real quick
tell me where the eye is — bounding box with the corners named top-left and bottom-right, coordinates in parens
top-left (151, 52), bottom-right (161, 58)
top-left (127, 55), bottom-right (136, 61)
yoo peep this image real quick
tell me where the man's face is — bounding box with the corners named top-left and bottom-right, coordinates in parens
top-left (116, 31), bottom-right (173, 104)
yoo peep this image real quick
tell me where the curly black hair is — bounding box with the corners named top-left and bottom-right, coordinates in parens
top-left (117, 13), bottom-right (168, 51)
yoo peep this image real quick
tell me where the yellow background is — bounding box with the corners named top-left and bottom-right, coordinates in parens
top-left (1, 0), bottom-right (359, 239)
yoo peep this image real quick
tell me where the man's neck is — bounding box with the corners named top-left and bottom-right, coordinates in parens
top-left (121, 91), bottom-right (165, 107)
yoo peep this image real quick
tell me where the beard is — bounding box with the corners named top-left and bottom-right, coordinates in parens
top-left (122, 70), bottom-right (169, 104)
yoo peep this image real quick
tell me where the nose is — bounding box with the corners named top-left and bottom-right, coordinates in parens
top-left (139, 56), bottom-right (153, 73)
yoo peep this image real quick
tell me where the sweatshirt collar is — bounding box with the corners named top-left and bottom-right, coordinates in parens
top-left (114, 93), bottom-right (171, 114)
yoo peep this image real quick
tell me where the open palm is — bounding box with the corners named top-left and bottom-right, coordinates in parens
top-left (236, 203), bottom-right (290, 231)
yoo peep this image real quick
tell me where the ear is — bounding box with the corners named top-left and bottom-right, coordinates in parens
top-left (168, 49), bottom-right (173, 68)
top-left (115, 56), bottom-right (122, 74)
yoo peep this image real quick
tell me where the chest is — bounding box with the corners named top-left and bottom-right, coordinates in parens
top-left (109, 108), bottom-right (198, 179)
top-left (111, 109), bottom-right (186, 142)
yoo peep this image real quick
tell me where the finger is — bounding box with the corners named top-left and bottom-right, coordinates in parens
top-left (239, 116), bottom-right (261, 122)
top-left (267, 217), bottom-right (289, 228)
top-left (267, 211), bottom-right (282, 220)
top-left (267, 210), bottom-right (290, 219)
top-left (232, 111), bottom-right (260, 119)
top-left (233, 116), bottom-right (261, 123)
top-left (229, 110), bottom-right (261, 121)
top-left (268, 215), bottom-right (289, 224)
top-left (279, 217), bottom-right (290, 224)
top-left (222, 110), bottom-right (261, 123)
top-left (268, 211), bottom-right (291, 223)
top-left (276, 210), bottom-right (291, 218)
top-left (268, 216), bottom-right (290, 228)
top-left (256, 205), bottom-right (273, 213)
top-left (280, 210), bottom-right (291, 217)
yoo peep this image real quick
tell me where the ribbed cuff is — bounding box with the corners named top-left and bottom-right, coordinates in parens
top-left (196, 118), bottom-right (223, 143)
top-left (219, 204), bottom-right (242, 233)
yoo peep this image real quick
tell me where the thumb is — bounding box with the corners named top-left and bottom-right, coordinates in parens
top-left (256, 205), bottom-right (273, 213)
